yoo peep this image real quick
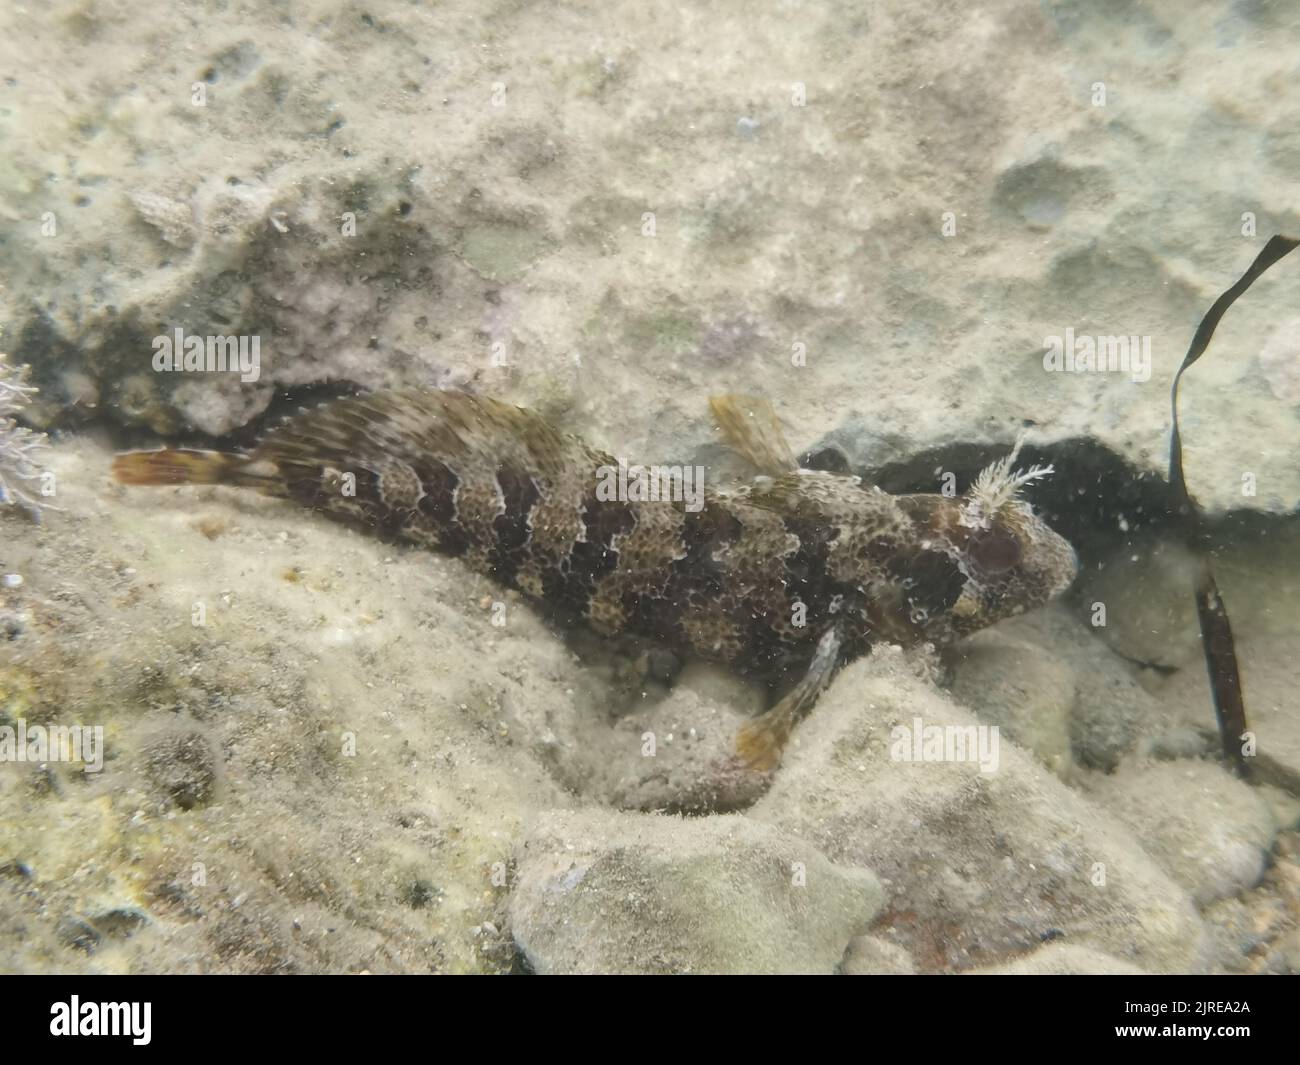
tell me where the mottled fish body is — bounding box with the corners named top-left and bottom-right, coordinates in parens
top-left (113, 390), bottom-right (1078, 768)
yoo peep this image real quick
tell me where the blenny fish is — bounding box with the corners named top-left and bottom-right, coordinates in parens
top-left (112, 391), bottom-right (1078, 769)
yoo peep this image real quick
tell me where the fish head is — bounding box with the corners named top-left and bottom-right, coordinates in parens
top-left (945, 496), bottom-right (1079, 635)
top-left (880, 441), bottom-right (1078, 645)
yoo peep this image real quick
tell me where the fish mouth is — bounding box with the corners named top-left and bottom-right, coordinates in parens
top-left (1046, 535), bottom-right (1081, 600)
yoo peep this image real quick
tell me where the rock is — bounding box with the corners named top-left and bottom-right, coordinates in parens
top-left (508, 809), bottom-right (883, 974)
top-left (948, 630), bottom-right (1076, 776)
top-left (752, 648), bottom-right (1208, 973)
top-left (1143, 727), bottom-right (1212, 762)
top-left (1200, 830), bottom-right (1300, 974)
top-left (1257, 785), bottom-right (1300, 833)
top-left (841, 934), bottom-right (916, 975)
top-left (601, 684), bottom-right (772, 814)
top-left (508, 648), bottom-right (770, 814)
top-left (1066, 646), bottom-right (1162, 772)
top-left (55, 916), bottom-right (102, 954)
top-left (1090, 761), bottom-right (1277, 907)
top-left (1074, 536), bottom-right (1203, 670)
top-left (1259, 317), bottom-right (1300, 403)
top-left (1273, 929), bottom-right (1300, 975)
top-left (89, 907), bottom-right (150, 939)
top-left (1201, 898), bottom-right (1274, 973)
top-left (966, 603), bottom-right (1158, 771)
top-left (968, 943), bottom-right (1148, 975)
top-left (128, 191), bottom-right (198, 248)
top-left (5, 3), bottom-right (1300, 515)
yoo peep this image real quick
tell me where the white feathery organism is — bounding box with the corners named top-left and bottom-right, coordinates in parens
top-left (962, 429), bottom-right (1054, 530)
top-left (0, 352), bottom-right (53, 519)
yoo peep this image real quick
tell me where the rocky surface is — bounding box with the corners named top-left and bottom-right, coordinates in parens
top-left (751, 649), bottom-right (1211, 973)
top-left (841, 933), bottom-right (917, 975)
top-left (3, 1), bottom-right (1300, 514)
top-left (968, 943), bottom-right (1149, 976)
top-left (948, 628), bottom-right (1077, 777)
top-left (509, 809), bottom-right (882, 974)
top-left (948, 602), bottom-right (1162, 774)
top-left (2, 440), bottom-right (1299, 974)
top-left (1089, 760), bottom-right (1276, 906)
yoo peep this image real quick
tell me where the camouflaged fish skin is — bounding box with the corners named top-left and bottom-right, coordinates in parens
top-left (113, 390), bottom-right (1079, 693)
top-left (112, 391), bottom-right (1081, 768)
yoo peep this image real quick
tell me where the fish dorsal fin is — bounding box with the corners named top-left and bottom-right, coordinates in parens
top-left (708, 395), bottom-right (798, 477)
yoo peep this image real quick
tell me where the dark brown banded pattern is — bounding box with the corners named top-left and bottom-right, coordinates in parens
top-left (236, 392), bottom-right (889, 682)
top-left (114, 390), bottom-right (1079, 705)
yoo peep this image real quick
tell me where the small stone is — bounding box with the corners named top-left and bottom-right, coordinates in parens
top-left (1091, 761), bottom-right (1277, 906)
top-left (1142, 726), bottom-right (1211, 762)
top-left (968, 943), bottom-right (1149, 975)
top-left (128, 190), bottom-right (197, 248)
top-left (56, 916), bottom-right (102, 954)
top-left (949, 631), bottom-right (1075, 776)
top-left (90, 907), bottom-right (149, 939)
top-left (143, 730), bottom-right (218, 810)
top-left (509, 809), bottom-right (882, 975)
top-left (1075, 536), bottom-right (1202, 670)
top-left (841, 934), bottom-right (915, 975)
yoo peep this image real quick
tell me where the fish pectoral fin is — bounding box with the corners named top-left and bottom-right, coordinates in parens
top-left (708, 394), bottom-right (799, 477)
top-left (735, 626), bottom-right (843, 771)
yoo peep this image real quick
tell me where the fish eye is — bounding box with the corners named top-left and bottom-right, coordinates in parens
top-left (970, 530), bottom-right (1022, 573)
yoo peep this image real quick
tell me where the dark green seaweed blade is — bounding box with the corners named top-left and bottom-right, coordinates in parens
top-left (1169, 235), bottom-right (1299, 777)
top-left (1193, 560), bottom-right (1247, 773)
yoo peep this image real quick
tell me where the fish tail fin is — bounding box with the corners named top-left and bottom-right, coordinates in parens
top-left (112, 448), bottom-right (273, 489)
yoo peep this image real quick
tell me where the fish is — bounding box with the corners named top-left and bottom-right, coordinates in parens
top-left (112, 390), bottom-right (1079, 770)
